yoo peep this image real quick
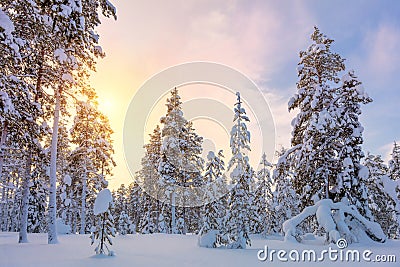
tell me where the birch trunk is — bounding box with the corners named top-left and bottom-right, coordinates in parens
top-left (79, 167), bottom-right (87, 234)
top-left (48, 87), bottom-right (60, 244)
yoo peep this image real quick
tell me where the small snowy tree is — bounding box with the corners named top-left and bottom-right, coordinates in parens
top-left (199, 150), bottom-right (226, 247)
top-left (364, 153), bottom-right (399, 238)
top-left (272, 150), bottom-right (300, 234)
top-left (253, 153), bottom-right (272, 234)
top-left (90, 189), bottom-right (115, 256)
top-left (389, 142), bottom-right (400, 181)
top-left (220, 92), bottom-right (255, 249)
top-left (117, 210), bottom-right (132, 235)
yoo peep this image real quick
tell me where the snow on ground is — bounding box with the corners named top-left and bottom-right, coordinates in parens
top-left (0, 232), bottom-right (399, 267)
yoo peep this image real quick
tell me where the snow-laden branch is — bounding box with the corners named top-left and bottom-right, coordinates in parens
top-left (282, 199), bottom-right (386, 245)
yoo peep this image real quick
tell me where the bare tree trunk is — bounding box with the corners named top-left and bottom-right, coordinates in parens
top-left (171, 191), bottom-right (176, 234)
top-left (0, 121), bottom-right (8, 181)
top-left (100, 212), bottom-right (106, 253)
top-left (0, 121), bottom-right (8, 230)
top-left (79, 167), bottom-right (87, 234)
top-left (48, 87), bottom-right (60, 244)
top-left (19, 152), bottom-right (31, 243)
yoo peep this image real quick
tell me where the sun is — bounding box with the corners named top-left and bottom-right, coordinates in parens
top-left (99, 98), bottom-right (114, 115)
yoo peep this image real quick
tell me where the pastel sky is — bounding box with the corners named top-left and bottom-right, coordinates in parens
top-left (89, 0), bottom-right (400, 189)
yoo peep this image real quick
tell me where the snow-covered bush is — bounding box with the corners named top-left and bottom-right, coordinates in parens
top-left (198, 229), bottom-right (219, 248)
top-left (56, 218), bottom-right (71, 235)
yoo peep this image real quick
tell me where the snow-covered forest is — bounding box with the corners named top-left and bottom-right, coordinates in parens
top-left (1, 0), bottom-right (400, 266)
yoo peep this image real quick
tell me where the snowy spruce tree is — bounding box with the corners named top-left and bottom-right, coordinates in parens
top-left (280, 28), bottom-right (383, 244)
top-left (127, 182), bottom-right (143, 233)
top-left (271, 148), bottom-right (300, 234)
top-left (288, 26), bottom-right (345, 208)
top-left (333, 70), bottom-right (373, 218)
top-left (90, 189), bottom-right (116, 256)
top-left (157, 88), bottom-right (204, 234)
top-left (364, 153), bottom-right (399, 238)
top-left (117, 210), bottom-right (132, 236)
top-left (198, 150), bottom-right (227, 247)
top-left (253, 153), bottom-right (272, 234)
top-left (70, 89), bottom-right (114, 234)
top-left (220, 92), bottom-right (255, 249)
top-left (158, 88), bottom-right (187, 234)
top-left (138, 125), bottom-right (163, 234)
top-left (389, 142), bottom-right (400, 181)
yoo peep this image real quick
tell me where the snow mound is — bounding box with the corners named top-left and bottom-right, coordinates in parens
top-left (198, 230), bottom-right (219, 248)
top-left (94, 189), bottom-right (112, 215)
top-left (56, 218), bottom-right (71, 234)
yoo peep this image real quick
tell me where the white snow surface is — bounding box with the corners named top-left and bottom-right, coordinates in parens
top-left (0, 233), bottom-right (399, 267)
top-left (93, 189), bottom-right (112, 215)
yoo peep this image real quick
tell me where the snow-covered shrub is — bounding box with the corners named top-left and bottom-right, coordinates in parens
top-left (198, 229), bottom-right (219, 248)
top-left (56, 218), bottom-right (71, 235)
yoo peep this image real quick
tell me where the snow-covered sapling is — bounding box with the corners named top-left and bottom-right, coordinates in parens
top-left (90, 189), bottom-right (116, 256)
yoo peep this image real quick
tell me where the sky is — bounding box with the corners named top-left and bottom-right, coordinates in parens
top-left (89, 0), bottom-right (400, 189)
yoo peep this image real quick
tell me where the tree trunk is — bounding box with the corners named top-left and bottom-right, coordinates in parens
top-left (79, 168), bottom-right (87, 234)
top-left (0, 121), bottom-right (8, 180)
top-left (0, 122), bottom-right (8, 230)
top-left (18, 152), bottom-right (31, 243)
top-left (48, 87), bottom-right (61, 244)
top-left (100, 212), bottom-right (106, 254)
top-left (171, 191), bottom-right (176, 234)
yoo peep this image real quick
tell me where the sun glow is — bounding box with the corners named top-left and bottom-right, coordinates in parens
top-left (98, 97), bottom-right (115, 116)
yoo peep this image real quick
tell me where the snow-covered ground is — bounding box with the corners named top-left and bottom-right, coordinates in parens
top-left (0, 232), bottom-right (399, 267)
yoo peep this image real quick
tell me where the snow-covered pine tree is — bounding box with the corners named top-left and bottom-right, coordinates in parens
top-left (364, 153), bottom-right (399, 238)
top-left (29, 0), bottom-right (116, 244)
top-left (281, 28), bottom-right (384, 244)
top-left (55, 123), bottom-right (73, 222)
top-left (272, 148), bottom-right (300, 234)
top-left (27, 153), bottom-right (49, 234)
top-left (137, 125), bottom-right (163, 234)
top-left (180, 120), bottom-right (204, 234)
top-left (113, 184), bottom-right (128, 229)
top-left (288, 26), bottom-right (345, 209)
top-left (199, 150), bottom-right (226, 247)
top-left (220, 92), bottom-right (255, 249)
top-left (158, 88), bottom-right (186, 234)
top-left (117, 210), bottom-right (132, 235)
top-left (0, 2), bottom-right (52, 243)
top-left (252, 153), bottom-right (272, 234)
top-left (389, 142), bottom-right (400, 181)
top-left (330, 71), bottom-right (372, 218)
top-left (91, 189), bottom-right (115, 256)
top-left (70, 89), bottom-right (114, 234)
top-left (127, 181), bottom-right (142, 233)
top-left (143, 125), bottom-right (165, 233)
top-left (158, 88), bottom-right (204, 234)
